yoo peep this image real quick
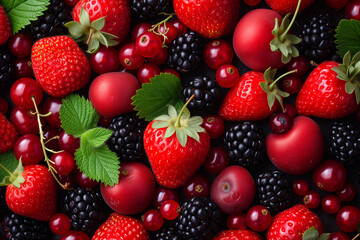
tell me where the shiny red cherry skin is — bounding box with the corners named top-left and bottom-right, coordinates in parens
top-left (59, 231), bottom-right (90, 240)
top-left (227, 213), bottom-right (246, 230)
top-left (10, 78), bottom-right (43, 110)
top-left (203, 39), bottom-right (233, 70)
top-left (49, 213), bottom-right (71, 235)
top-left (43, 97), bottom-right (62, 128)
top-left (50, 151), bottom-right (75, 176)
top-left (328, 232), bottom-right (350, 240)
top-left (131, 23), bottom-right (152, 42)
top-left (76, 171), bottom-right (98, 189)
top-left (313, 160), bottom-right (347, 192)
top-left (336, 182), bottom-right (356, 202)
top-left (182, 174), bottom-right (211, 199)
top-left (153, 187), bottom-right (179, 209)
top-left (171, 19), bottom-right (187, 37)
top-left (293, 179), bottom-right (309, 196)
top-left (148, 47), bottom-right (168, 65)
top-left (142, 209), bottom-right (164, 231)
top-left (303, 190), bottom-right (321, 209)
top-left (119, 43), bottom-right (145, 70)
top-left (336, 206), bottom-right (360, 232)
top-left (10, 106), bottom-right (42, 135)
top-left (137, 63), bottom-right (161, 84)
top-left (7, 33), bottom-right (32, 58)
top-left (14, 134), bottom-right (44, 165)
top-left (286, 55), bottom-right (309, 77)
top-left (58, 131), bottom-right (80, 155)
top-left (90, 46), bottom-right (120, 74)
top-left (14, 58), bottom-right (34, 79)
top-left (345, 0), bottom-right (360, 20)
top-left (202, 115), bottom-right (224, 139)
top-left (322, 195), bottom-right (341, 214)
top-left (203, 146), bottom-right (230, 175)
top-left (43, 125), bottom-right (61, 151)
top-left (246, 205), bottom-right (272, 232)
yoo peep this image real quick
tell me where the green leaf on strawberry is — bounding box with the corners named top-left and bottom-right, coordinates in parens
top-left (0, 151), bottom-right (24, 187)
top-left (316, 233), bottom-right (330, 240)
top-left (302, 226), bottom-right (330, 240)
top-left (335, 19), bottom-right (360, 57)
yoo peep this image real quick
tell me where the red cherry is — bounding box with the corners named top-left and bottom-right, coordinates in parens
top-left (49, 213), bottom-right (71, 235)
top-left (14, 134), bottom-right (44, 165)
top-left (90, 46), bottom-right (120, 74)
top-left (10, 78), bottom-right (43, 110)
top-left (336, 206), bottom-right (360, 232)
top-left (246, 205), bottom-right (272, 232)
top-left (277, 103), bottom-right (297, 119)
top-left (135, 32), bottom-right (162, 58)
top-left (160, 200), bottom-right (180, 220)
top-left (14, 58), bottom-right (34, 79)
top-left (50, 151), bottom-right (75, 176)
top-left (142, 209), bottom-right (164, 231)
top-left (119, 43), bottom-right (145, 70)
top-left (202, 115), bottom-right (224, 139)
top-left (131, 23), bottom-right (152, 42)
top-left (303, 190), bottom-right (321, 209)
top-left (336, 182), bottom-right (356, 202)
top-left (216, 64), bottom-right (240, 88)
top-left (58, 131), bottom-right (80, 155)
top-left (43, 125), bottom-right (61, 151)
top-left (43, 97), bottom-right (62, 128)
top-left (137, 63), bottom-right (161, 84)
top-left (313, 160), bottom-right (347, 192)
top-left (153, 187), bottom-right (179, 209)
top-left (162, 69), bottom-right (180, 79)
top-left (171, 19), bottom-right (187, 37)
top-left (64, 0), bottom-right (80, 7)
top-left (286, 55), bottom-right (309, 77)
top-left (10, 106), bottom-right (42, 135)
top-left (281, 75), bottom-right (302, 94)
top-left (148, 47), bottom-right (168, 66)
top-left (154, 22), bottom-right (178, 44)
top-left (59, 231), bottom-right (90, 240)
top-left (292, 179), bottom-right (309, 196)
top-left (227, 213), bottom-right (246, 230)
top-left (269, 112), bottom-right (293, 134)
top-left (182, 174), bottom-right (211, 199)
top-left (7, 33), bottom-right (32, 58)
top-left (203, 146), bottom-right (230, 175)
top-left (322, 195), bottom-right (341, 214)
top-left (0, 96), bottom-right (8, 114)
top-left (325, 0), bottom-right (349, 9)
top-left (328, 232), bottom-right (350, 240)
top-left (76, 171), bottom-right (98, 189)
top-left (345, 0), bottom-right (360, 20)
top-left (203, 39), bottom-right (233, 70)
top-left (57, 170), bottom-right (77, 189)
top-left (243, 0), bottom-right (261, 6)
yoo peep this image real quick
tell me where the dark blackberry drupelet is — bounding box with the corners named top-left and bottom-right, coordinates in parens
top-left (3, 213), bottom-right (51, 240)
top-left (0, 48), bottom-right (14, 91)
top-left (175, 197), bottom-right (223, 240)
top-left (167, 31), bottom-right (203, 73)
top-left (224, 122), bottom-right (265, 168)
top-left (108, 112), bottom-right (146, 161)
top-left (130, 0), bottom-right (172, 20)
top-left (330, 122), bottom-right (360, 166)
top-left (298, 12), bottom-right (337, 63)
top-left (182, 76), bottom-right (220, 112)
top-left (256, 170), bottom-right (292, 214)
top-left (156, 227), bottom-right (184, 240)
top-left (63, 187), bottom-right (107, 235)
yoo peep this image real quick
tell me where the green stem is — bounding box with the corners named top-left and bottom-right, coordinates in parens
top-left (174, 95), bottom-right (195, 128)
top-left (279, 0), bottom-right (302, 41)
top-left (269, 69), bottom-right (297, 90)
top-left (0, 163), bottom-right (15, 178)
top-left (150, 13), bottom-right (175, 47)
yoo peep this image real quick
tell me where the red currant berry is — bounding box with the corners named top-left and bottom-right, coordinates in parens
top-left (43, 97), bottom-right (62, 128)
top-left (7, 33), bottom-right (32, 58)
top-left (119, 43), bottom-right (145, 70)
top-left (131, 23), bottom-right (152, 42)
top-left (155, 22), bottom-right (178, 44)
top-left (292, 179), bottom-right (309, 196)
top-left (142, 209), bottom-right (164, 231)
top-left (90, 46), bottom-right (120, 74)
top-left (246, 205), bottom-right (272, 232)
top-left (135, 32), bottom-right (162, 58)
top-left (204, 40), bottom-right (233, 70)
top-left (162, 69), bottom-right (180, 78)
top-left (14, 58), bottom-right (33, 79)
top-left (59, 231), bottom-right (90, 240)
top-left (49, 213), bottom-right (71, 235)
top-left (281, 75), bottom-right (302, 94)
top-left (336, 206), bottom-right (360, 232)
top-left (286, 55), bottom-right (309, 77)
top-left (0, 96), bottom-right (8, 114)
top-left (160, 200), bottom-right (180, 220)
top-left (216, 64), bottom-right (240, 88)
top-left (202, 115), bottom-right (224, 139)
top-left (243, 0), bottom-right (261, 5)
top-left (76, 171), bottom-right (98, 189)
top-left (148, 47), bottom-right (168, 65)
top-left (277, 103), bottom-right (297, 119)
top-left (182, 174), bottom-right (211, 199)
top-left (14, 134), bottom-right (44, 165)
top-left (50, 151), bottom-right (75, 176)
top-left (313, 160), bottom-right (347, 192)
top-left (10, 106), bottom-right (42, 135)
top-left (10, 78), bottom-right (43, 110)
top-left (203, 146), bottom-right (230, 175)
top-left (64, 0), bottom-right (80, 7)
top-left (43, 125), bottom-right (60, 151)
top-left (153, 187), bottom-right (179, 208)
top-left (58, 131), bottom-right (80, 155)
top-left (137, 63), bottom-right (160, 84)
top-left (269, 112), bottom-right (293, 134)
top-left (336, 182), bottom-right (356, 202)
top-left (171, 19), bottom-right (187, 37)
top-left (328, 232), bottom-right (350, 240)
top-left (345, 0), bottom-right (360, 20)
top-left (322, 195), bottom-right (341, 214)
top-left (227, 213), bottom-right (246, 230)
top-left (303, 190), bottom-right (321, 209)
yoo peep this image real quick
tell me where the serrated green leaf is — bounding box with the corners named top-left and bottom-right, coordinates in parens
top-left (0, 0), bottom-right (50, 33)
top-left (317, 233), bottom-right (330, 240)
top-left (335, 19), bottom-right (360, 57)
top-left (0, 151), bottom-right (19, 183)
top-left (59, 94), bottom-right (99, 138)
top-left (302, 227), bottom-right (319, 240)
top-left (81, 128), bottom-right (113, 148)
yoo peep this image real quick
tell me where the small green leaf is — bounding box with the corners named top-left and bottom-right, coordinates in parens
top-left (302, 227), bottom-right (319, 240)
top-left (345, 81), bottom-right (356, 94)
top-left (87, 37), bottom-right (100, 54)
top-left (268, 94), bottom-right (276, 110)
top-left (332, 67), bottom-right (349, 81)
top-left (176, 128), bottom-right (187, 147)
top-left (91, 17), bottom-right (105, 31)
top-left (64, 21), bottom-right (84, 37)
top-left (0, 151), bottom-right (19, 183)
top-left (81, 128), bottom-right (113, 148)
top-left (335, 19), bottom-right (360, 57)
top-left (317, 233), bottom-right (330, 240)
top-left (287, 34), bottom-right (302, 44)
top-left (343, 51), bottom-right (352, 66)
top-left (79, 7), bottom-right (90, 26)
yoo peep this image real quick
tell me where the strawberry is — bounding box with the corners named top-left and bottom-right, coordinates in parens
top-left (213, 230), bottom-right (263, 240)
top-left (0, 5), bottom-right (11, 45)
top-left (265, 0), bottom-right (315, 15)
top-left (144, 104), bottom-right (210, 188)
top-left (267, 204), bottom-right (324, 240)
top-left (0, 112), bottom-right (18, 154)
top-left (31, 36), bottom-right (91, 97)
top-left (296, 52), bottom-right (360, 119)
top-left (219, 68), bottom-right (290, 121)
top-left (92, 212), bottom-right (149, 240)
top-left (173, 0), bottom-right (241, 38)
top-left (5, 164), bottom-right (57, 221)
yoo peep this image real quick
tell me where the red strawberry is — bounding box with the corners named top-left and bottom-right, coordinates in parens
top-left (267, 204), bottom-right (324, 240)
top-left (144, 104), bottom-right (210, 188)
top-left (219, 68), bottom-right (290, 121)
top-left (265, 0), bottom-right (315, 15)
top-left (0, 113), bottom-right (18, 154)
top-left (92, 212), bottom-right (149, 240)
top-left (296, 53), bottom-right (360, 119)
top-left (0, 5), bottom-right (11, 45)
top-left (213, 230), bottom-right (263, 240)
top-left (173, 0), bottom-right (241, 38)
top-left (31, 36), bottom-right (91, 97)
top-left (6, 164), bottom-right (57, 221)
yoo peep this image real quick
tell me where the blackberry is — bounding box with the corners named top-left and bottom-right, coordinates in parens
top-left (63, 186), bottom-right (107, 235)
top-left (299, 12), bottom-right (337, 63)
top-left (330, 121), bottom-right (360, 166)
top-left (156, 227), bottom-right (184, 240)
top-left (130, 0), bottom-right (172, 20)
top-left (0, 47), bottom-right (14, 91)
top-left (256, 170), bottom-right (292, 214)
top-left (182, 76), bottom-right (220, 111)
top-left (3, 213), bottom-right (51, 240)
top-left (175, 197), bottom-right (223, 240)
top-left (167, 31), bottom-right (203, 73)
top-left (224, 122), bottom-right (265, 168)
top-left (108, 112), bottom-right (146, 161)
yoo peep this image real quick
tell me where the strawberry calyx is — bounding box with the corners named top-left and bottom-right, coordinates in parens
top-left (270, 0), bottom-right (302, 64)
top-left (302, 226), bottom-right (330, 240)
top-left (151, 95), bottom-right (206, 147)
top-left (331, 51), bottom-right (360, 104)
top-left (65, 7), bottom-right (119, 54)
top-left (0, 159), bottom-right (25, 188)
top-left (149, 12), bottom-right (175, 47)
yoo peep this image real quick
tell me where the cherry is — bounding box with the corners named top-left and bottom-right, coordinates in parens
top-left (154, 22), bottom-right (178, 44)
top-left (171, 19), bottom-right (187, 37)
top-left (43, 97), bottom-right (62, 128)
top-left (10, 106), bottom-right (42, 135)
top-left (64, 0), bottom-right (80, 7)
top-left (313, 160), bottom-right (347, 192)
top-left (50, 151), bottom-right (75, 176)
top-left (303, 190), bottom-right (321, 209)
top-left (227, 213), bottom-right (246, 230)
top-left (90, 46), bottom-right (120, 74)
top-left (148, 47), bottom-right (168, 65)
top-left (160, 200), bottom-right (180, 220)
top-left (328, 232), bottom-right (350, 240)
top-left (246, 205), bottom-right (272, 232)
top-left (322, 195), bottom-right (341, 214)
top-left (286, 55), bottom-right (309, 77)
top-left (43, 125), bottom-right (61, 151)
top-left (142, 209), bottom-right (164, 231)
top-left (325, 0), bottom-right (349, 9)
top-left (135, 32), bottom-right (162, 58)
top-left (269, 112), bottom-right (293, 134)
top-left (243, 0), bottom-right (261, 6)
top-left (216, 64), bottom-right (240, 88)
top-left (14, 134), bottom-right (44, 165)
top-left (292, 179), bottom-right (309, 196)
top-left (131, 23), bottom-right (152, 42)
top-left (10, 78), bottom-right (43, 110)
top-left (336, 206), bottom-right (360, 232)
top-left (152, 187), bottom-right (179, 209)
top-left (58, 131), bottom-right (80, 155)
top-left (76, 171), bottom-right (98, 189)
top-left (7, 33), bottom-right (32, 58)
top-left (59, 231), bottom-right (90, 240)
top-left (203, 146), bottom-right (230, 175)
top-left (336, 182), bottom-right (356, 202)
top-left (162, 69), bottom-right (180, 79)
top-left (14, 58), bottom-right (33, 79)
top-left (281, 75), bottom-right (302, 94)
top-left (277, 103), bottom-right (297, 119)
top-left (0, 96), bottom-right (8, 114)
top-left (137, 63), bottom-right (161, 84)
top-left (49, 213), bottom-right (71, 235)
top-left (203, 39), bottom-right (233, 70)
top-left (57, 170), bottom-right (77, 189)
top-left (119, 43), bottom-right (145, 70)
top-left (345, 0), bottom-right (360, 20)
top-left (182, 174), bottom-right (211, 199)
top-left (202, 115), bottom-right (224, 139)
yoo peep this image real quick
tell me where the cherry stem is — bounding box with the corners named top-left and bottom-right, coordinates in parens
top-left (0, 163), bottom-right (15, 178)
top-left (174, 95), bottom-right (195, 128)
top-left (352, 233), bottom-right (360, 240)
top-left (44, 136), bottom-right (59, 145)
top-left (150, 13), bottom-right (175, 47)
top-left (280, 0), bottom-right (302, 41)
top-left (86, 29), bottom-right (94, 45)
top-left (269, 69), bottom-right (297, 90)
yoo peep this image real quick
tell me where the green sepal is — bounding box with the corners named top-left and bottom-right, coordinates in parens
top-left (0, 159), bottom-right (25, 188)
top-left (317, 233), bottom-right (330, 240)
top-left (302, 227), bottom-right (319, 240)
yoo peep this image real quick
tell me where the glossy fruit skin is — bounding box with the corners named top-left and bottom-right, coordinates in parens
top-left (49, 213), bottom-right (71, 235)
top-left (213, 229), bottom-right (263, 240)
top-left (162, 69), bottom-right (180, 79)
top-left (131, 23), bottom-right (151, 42)
top-left (8, 33), bottom-right (32, 58)
top-left (203, 39), bottom-right (233, 70)
top-left (336, 182), bottom-right (356, 202)
top-left (265, 0), bottom-right (315, 14)
top-left (227, 213), bottom-right (246, 230)
top-left (43, 125), bottom-right (61, 152)
top-left (14, 134), bottom-right (44, 165)
top-left (278, 103), bottom-right (297, 119)
top-left (10, 106), bottom-right (41, 135)
top-left (336, 206), bottom-right (360, 232)
top-left (345, 0), bottom-right (360, 19)
top-left (293, 179), bottom-right (309, 196)
top-left (119, 43), bottom-right (145, 70)
top-left (64, 0), bottom-right (80, 7)
top-left (0, 5), bottom-right (11, 46)
top-left (233, 9), bottom-right (284, 72)
top-left (14, 58), bottom-right (34, 79)
top-left (322, 195), bottom-right (341, 214)
top-left (282, 75), bottom-right (302, 94)
top-left (329, 232), bottom-right (350, 240)
top-left (154, 22), bottom-right (178, 44)
top-left (171, 19), bottom-right (188, 37)
top-left (50, 151), bottom-right (75, 176)
top-left (243, 0), bottom-right (261, 6)
top-left (0, 113), bottom-right (18, 154)
top-left (59, 231), bottom-right (90, 240)
top-left (135, 32), bottom-right (162, 58)
top-left (216, 64), bottom-right (240, 88)
top-left (313, 160), bottom-right (347, 192)
top-left (89, 72), bottom-right (140, 117)
top-left (43, 97), bottom-right (62, 128)
top-left (142, 209), bottom-right (164, 231)
top-left (246, 205), bottom-right (272, 232)
top-left (286, 55), bottom-right (309, 77)
top-left (90, 46), bottom-right (120, 74)
top-left (211, 165), bottom-right (256, 214)
top-left (302, 191), bottom-right (321, 209)
top-left (152, 187), bottom-right (179, 209)
top-left (269, 113), bottom-right (293, 134)
top-left (10, 78), bottom-right (43, 110)
top-left (101, 162), bottom-right (155, 215)
top-left (6, 164), bottom-right (57, 221)
top-left (58, 131), bottom-right (80, 155)
top-left (182, 174), bottom-right (211, 199)
top-left (202, 115), bottom-right (224, 139)
top-left (137, 63), bottom-right (161, 84)
top-left (266, 116), bottom-right (324, 175)
top-left (76, 171), bottom-right (98, 189)
top-left (160, 200), bottom-right (180, 220)
top-left (148, 47), bottom-right (168, 66)
top-left (203, 146), bottom-right (230, 174)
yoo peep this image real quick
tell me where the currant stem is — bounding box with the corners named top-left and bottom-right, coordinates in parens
top-left (150, 13), bottom-right (175, 46)
top-left (269, 69), bottom-right (297, 90)
top-left (174, 95), bottom-right (195, 128)
top-left (280, 0), bottom-right (302, 41)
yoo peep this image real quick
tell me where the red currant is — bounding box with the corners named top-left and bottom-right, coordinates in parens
top-left (90, 46), bottom-right (120, 74)
top-left (49, 213), bottom-right (71, 235)
top-left (269, 112), bottom-right (293, 134)
top-left (0, 96), bottom-right (8, 114)
top-left (246, 205), bottom-right (272, 232)
top-left (137, 63), bottom-right (161, 84)
top-left (153, 187), bottom-right (179, 208)
top-left (43, 97), bottom-right (62, 128)
top-left (171, 19), bottom-right (187, 37)
top-left (14, 58), bottom-right (33, 79)
top-left (336, 182), bottom-right (356, 202)
top-left (322, 195), bottom-right (341, 214)
top-left (202, 115), bottom-right (224, 139)
top-left (58, 131), bottom-right (80, 155)
top-left (50, 151), bottom-right (75, 176)
top-left (216, 64), bottom-right (240, 88)
top-left (76, 171), bottom-right (98, 189)
top-left (64, 0), bottom-right (80, 7)
top-left (14, 134), bottom-right (44, 165)
top-left (162, 69), bottom-right (180, 78)
top-left (313, 160), bottom-right (347, 192)
top-left (119, 43), bottom-right (145, 70)
top-left (160, 200), bottom-right (180, 220)
top-left (227, 213), bottom-right (246, 230)
top-left (203, 39), bottom-right (233, 70)
top-left (142, 209), bottom-right (164, 231)
top-left (154, 22), bottom-right (178, 44)
top-left (131, 23), bottom-right (152, 42)
top-left (43, 125), bottom-right (61, 151)
top-left (182, 174), bottom-right (211, 199)
top-left (345, 0), bottom-right (360, 20)
top-left (243, 0), bottom-right (261, 6)
top-left (277, 103), bottom-right (297, 119)
top-left (59, 231), bottom-right (90, 240)
top-left (203, 146), bottom-right (230, 175)
top-left (336, 206), bottom-right (360, 232)
top-left (135, 32), bottom-right (162, 58)
top-left (286, 55), bottom-right (309, 77)
top-left (293, 179), bottom-right (309, 196)
top-left (148, 47), bottom-right (168, 65)
top-left (303, 190), bottom-right (321, 209)
top-left (10, 106), bottom-right (42, 135)
top-left (328, 232), bottom-right (350, 240)
top-left (281, 75), bottom-right (302, 94)
top-left (7, 33), bottom-right (32, 58)
top-left (10, 78), bottom-right (43, 110)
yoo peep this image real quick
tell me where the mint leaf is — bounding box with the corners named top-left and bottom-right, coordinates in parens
top-left (0, 151), bottom-right (19, 182)
top-left (302, 227), bottom-right (319, 240)
top-left (132, 73), bottom-right (184, 121)
top-left (81, 128), bottom-right (113, 148)
top-left (335, 19), bottom-right (360, 57)
top-left (0, 0), bottom-right (50, 34)
top-left (59, 94), bottom-right (99, 138)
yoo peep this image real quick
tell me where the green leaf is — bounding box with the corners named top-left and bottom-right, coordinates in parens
top-left (79, 7), bottom-right (90, 26)
top-left (91, 17), bottom-right (105, 31)
top-left (59, 94), bottom-right (99, 138)
top-left (81, 128), bottom-right (113, 148)
top-left (132, 73), bottom-right (184, 121)
top-left (64, 21), bottom-right (84, 37)
top-left (0, 0), bottom-right (50, 34)
top-left (0, 151), bottom-right (18, 182)
top-left (345, 81), bottom-right (356, 94)
top-left (335, 19), bottom-right (360, 57)
top-left (302, 227), bottom-right (319, 240)
top-left (317, 233), bottom-right (330, 240)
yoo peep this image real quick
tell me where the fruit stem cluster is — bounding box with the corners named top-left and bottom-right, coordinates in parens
top-left (174, 95), bottom-right (195, 128)
top-left (150, 12), bottom-right (175, 47)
